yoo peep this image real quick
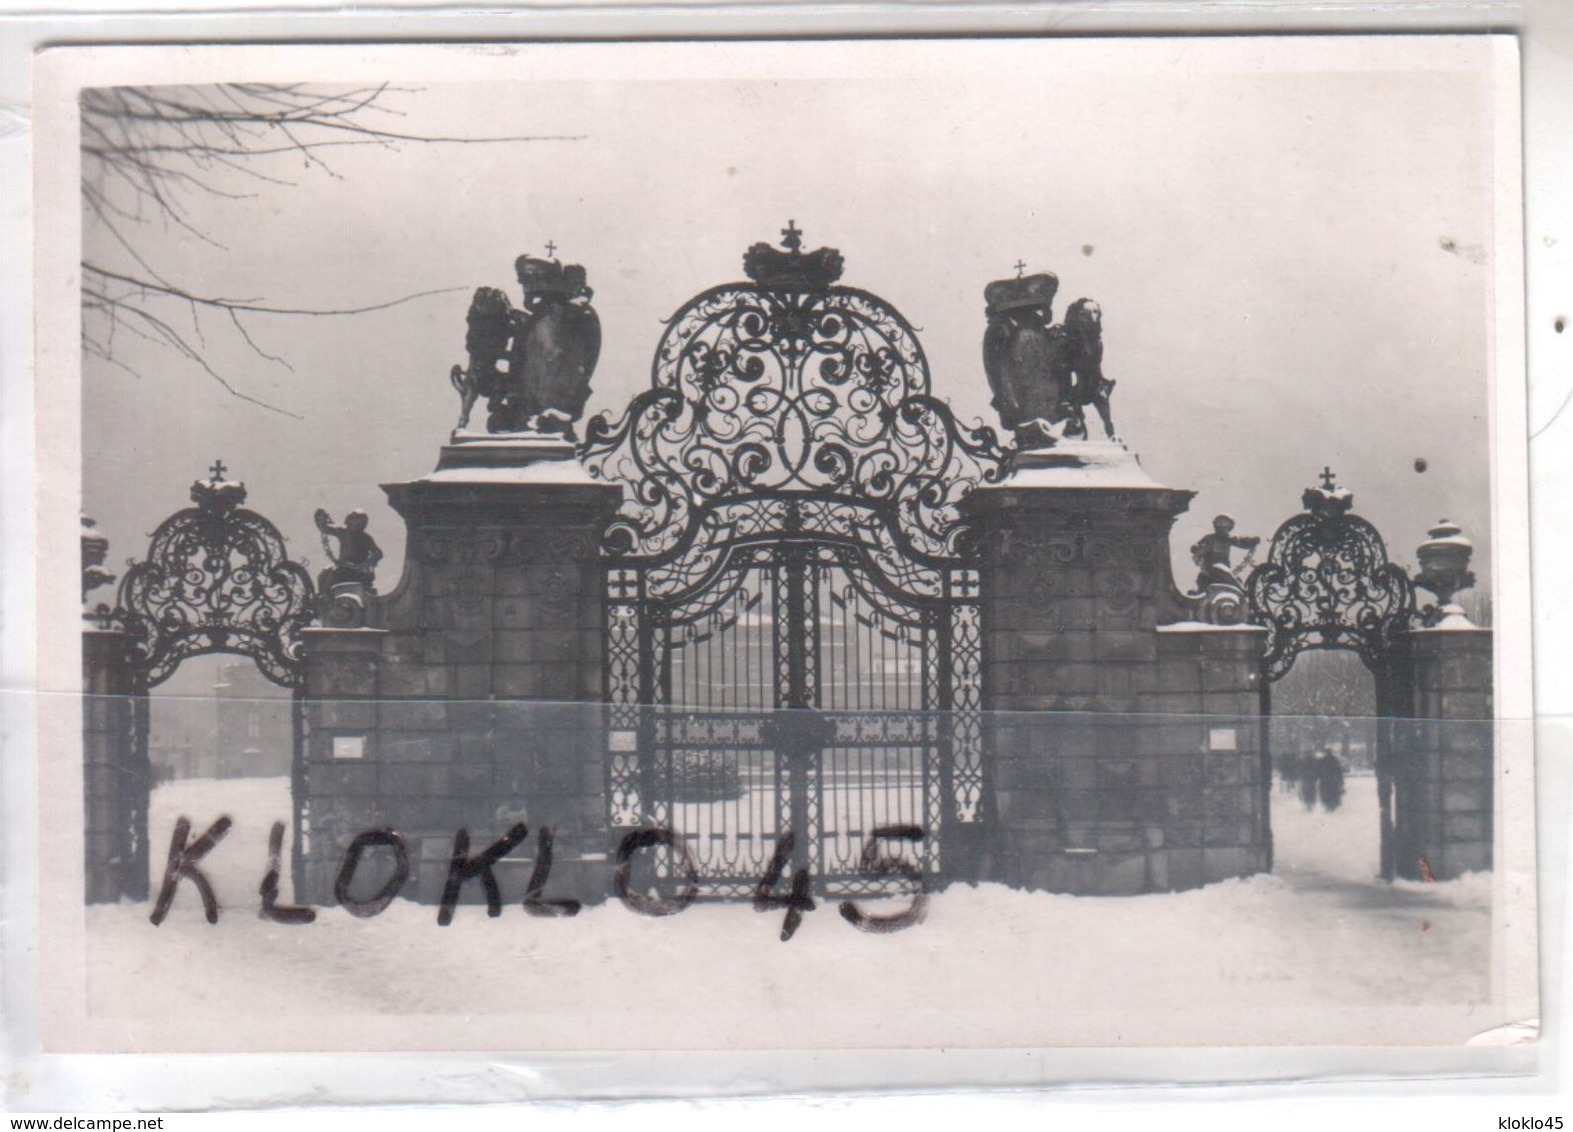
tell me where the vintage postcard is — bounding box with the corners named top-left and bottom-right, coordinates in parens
top-left (30, 37), bottom-right (1535, 1060)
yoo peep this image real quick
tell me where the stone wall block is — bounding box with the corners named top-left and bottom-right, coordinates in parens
top-left (1202, 847), bottom-right (1260, 881)
top-left (1199, 657), bottom-right (1252, 693)
top-left (450, 596), bottom-right (496, 631)
top-left (1094, 631), bottom-right (1156, 663)
top-left (1442, 783), bottom-right (1488, 812)
top-left (1441, 750), bottom-right (1491, 780)
top-left (83, 764), bottom-right (129, 801)
top-left (453, 664), bottom-right (490, 699)
top-left (1047, 663), bottom-right (1099, 695)
top-left (534, 661), bottom-right (579, 700)
top-left (1151, 662), bottom-right (1203, 696)
top-left (450, 764), bottom-right (494, 795)
top-left (378, 699), bottom-right (448, 730)
top-left (1438, 691), bottom-right (1492, 722)
top-left (457, 729), bottom-right (498, 763)
top-left (494, 568), bottom-right (531, 597)
top-left (381, 764), bottom-right (452, 797)
top-left (420, 597), bottom-right (456, 632)
top-left (492, 665), bottom-right (536, 697)
top-left (493, 631), bottom-right (537, 664)
top-left (1443, 813), bottom-right (1489, 842)
top-left (1049, 597), bottom-right (1098, 630)
top-left (306, 762), bottom-right (377, 797)
top-left (1443, 721), bottom-right (1492, 757)
top-left (1202, 817), bottom-right (1255, 849)
top-left (1202, 692), bottom-right (1257, 717)
top-left (312, 699), bottom-right (374, 730)
top-left (1152, 722), bottom-right (1206, 756)
top-left (1164, 848), bottom-right (1203, 890)
top-left (311, 657), bottom-right (378, 698)
top-left (1094, 852), bottom-right (1149, 894)
top-left (1439, 842), bottom-right (1490, 874)
top-left (438, 631), bottom-right (492, 665)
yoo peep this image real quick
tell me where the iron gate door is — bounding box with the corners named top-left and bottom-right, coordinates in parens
top-left (1245, 472), bottom-right (1417, 880)
top-left (83, 466), bottom-right (317, 903)
top-left (588, 226), bottom-right (1003, 898)
top-left (630, 543), bottom-right (966, 894)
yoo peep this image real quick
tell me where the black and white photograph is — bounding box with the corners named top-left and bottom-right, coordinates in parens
top-left (31, 37), bottom-right (1535, 1057)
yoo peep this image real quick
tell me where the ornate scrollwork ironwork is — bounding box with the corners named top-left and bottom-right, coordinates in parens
top-left (594, 230), bottom-right (997, 889)
top-left (581, 228), bottom-right (1009, 575)
top-left (1245, 475), bottom-right (1415, 680)
top-left (114, 467), bottom-right (317, 688)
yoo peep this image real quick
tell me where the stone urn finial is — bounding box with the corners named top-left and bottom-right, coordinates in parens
top-left (1415, 518), bottom-right (1477, 627)
top-left (80, 514), bottom-right (116, 606)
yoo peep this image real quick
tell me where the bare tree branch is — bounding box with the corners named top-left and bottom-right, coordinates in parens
top-left (82, 82), bottom-right (584, 413)
top-left (84, 265), bottom-right (467, 317)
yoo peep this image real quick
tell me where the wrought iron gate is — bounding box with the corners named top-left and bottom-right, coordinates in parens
top-left (84, 464), bottom-right (317, 901)
top-left (1244, 471), bottom-right (1417, 880)
top-left (585, 226), bottom-right (1005, 896)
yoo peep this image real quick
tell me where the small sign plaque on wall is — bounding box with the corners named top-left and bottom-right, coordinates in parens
top-left (331, 735), bottom-right (366, 761)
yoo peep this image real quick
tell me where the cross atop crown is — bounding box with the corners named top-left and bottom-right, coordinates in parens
top-left (1301, 465), bottom-right (1353, 520)
top-left (191, 459), bottom-right (246, 513)
top-left (743, 222), bottom-right (844, 290)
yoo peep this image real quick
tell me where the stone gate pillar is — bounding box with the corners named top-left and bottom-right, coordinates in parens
top-left (1391, 520), bottom-right (1493, 881)
top-left (83, 628), bottom-right (148, 903)
top-left (962, 443), bottom-right (1269, 894)
top-left (299, 434), bottom-right (622, 906)
top-left (297, 624), bottom-right (387, 904)
top-left (1399, 624), bottom-right (1493, 880)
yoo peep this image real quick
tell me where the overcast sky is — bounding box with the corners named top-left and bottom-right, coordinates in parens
top-left (80, 38), bottom-right (1510, 649)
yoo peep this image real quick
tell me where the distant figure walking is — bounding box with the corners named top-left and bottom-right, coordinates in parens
top-left (1277, 751), bottom-right (1301, 794)
top-left (1298, 753), bottom-right (1320, 811)
top-left (1316, 751), bottom-right (1346, 812)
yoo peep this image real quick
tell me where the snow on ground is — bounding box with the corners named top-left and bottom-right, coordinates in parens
top-left (1273, 772), bottom-right (1384, 884)
top-left (77, 774), bottom-right (1495, 1050)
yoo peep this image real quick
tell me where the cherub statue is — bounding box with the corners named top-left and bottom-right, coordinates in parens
top-left (1190, 514), bottom-right (1259, 594)
top-left (315, 509), bottom-right (383, 593)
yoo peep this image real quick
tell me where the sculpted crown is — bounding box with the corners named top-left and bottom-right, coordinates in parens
top-left (1301, 474), bottom-right (1354, 520)
top-left (984, 271), bottom-right (1059, 315)
top-left (514, 255), bottom-right (592, 299)
top-left (190, 462), bottom-right (246, 514)
top-left (743, 221), bottom-right (845, 290)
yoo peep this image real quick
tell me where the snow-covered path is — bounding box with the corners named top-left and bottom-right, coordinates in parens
top-left (71, 774), bottom-right (1496, 1050)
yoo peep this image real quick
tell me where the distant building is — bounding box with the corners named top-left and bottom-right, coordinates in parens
top-left (148, 660), bottom-right (292, 779)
